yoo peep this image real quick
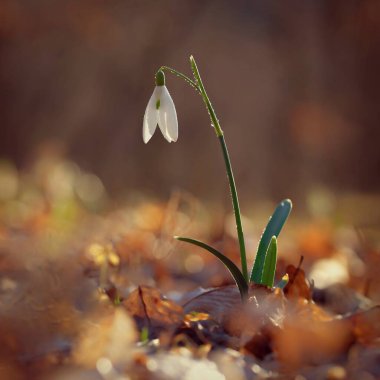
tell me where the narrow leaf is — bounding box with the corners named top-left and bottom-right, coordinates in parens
top-left (175, 236), bottom-right (248, 299)
top-left (261, 236), bottom-right (277, 287)
top-left (250, 199), bottom-right (292, 283)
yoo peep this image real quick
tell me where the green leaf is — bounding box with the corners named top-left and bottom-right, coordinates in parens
top-left (175, 236), bottom-right (248, 300)
top-left (261, 236), bottom-right (277, 287)
top-left (250, 199), bottom-right (292, 284)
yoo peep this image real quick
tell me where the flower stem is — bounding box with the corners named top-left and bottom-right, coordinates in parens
top-left (159, 66), bottom-right (200, 93)
top-left (189, 56), bottom-right (248, 282)
top-left (160, 56), bottom-right (248, 283)
top-left (218, 135), bottom-right (248, 281)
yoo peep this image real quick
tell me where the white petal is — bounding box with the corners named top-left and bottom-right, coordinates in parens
top-left (143, 88), bottom-right (160, 143)
top-left (158, 86), bottom-right (178, 142)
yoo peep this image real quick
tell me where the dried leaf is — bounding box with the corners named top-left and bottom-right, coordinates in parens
top-left (350, 306), bottom-right (380, 344)
top-left (123, 286), bottom-right (183, 336)
top-left (183, 286), bottom-right (242, 326)
top-left (274, 316), bottom-right (353, 367)
top-left (284, 264), bottom-right (311, 300)
top-left (183, 285), bottom-right (286, 340)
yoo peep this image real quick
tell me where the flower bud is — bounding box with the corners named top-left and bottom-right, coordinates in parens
top-left (155, 70), bottom-right (165, 86)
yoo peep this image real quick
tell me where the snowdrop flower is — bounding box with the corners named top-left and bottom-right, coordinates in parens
top-left (143, 70), bottom-right (178, 143)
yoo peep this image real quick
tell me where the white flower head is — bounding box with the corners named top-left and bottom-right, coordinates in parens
top-left (143, 70), bottom-right (178, 143)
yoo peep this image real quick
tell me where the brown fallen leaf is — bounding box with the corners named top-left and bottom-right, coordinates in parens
top-left (169, 314), bottom-right (236, 351)
top-left (284, 263), bottom-right (312, 300)
top-left (312, 283), bottom-right (373, 315)
top-left (241, 327), bottom-right (272, 360)
top-left (182, 286), bottom-right (242, 326)
top-left (274, 313), bottom-right (353, 368)
top-left (123, 286), bottom-right (183, 336)
top-left (183, 285), bottom-right (286, 340)
top-left (349, 306), bottom-right (380, 344)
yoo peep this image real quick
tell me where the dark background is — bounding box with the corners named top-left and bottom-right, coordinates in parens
top-left (1, 0), bottom-right (379, 208)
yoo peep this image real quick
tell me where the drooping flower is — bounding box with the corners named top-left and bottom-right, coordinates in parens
top-left (143, 70), bottom-right (178, 143)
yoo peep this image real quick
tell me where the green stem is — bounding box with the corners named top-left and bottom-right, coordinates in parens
top-left (159, 66), bottom-right (200, 93)
top-left (161, 56), bottom-right (248, 283)
top-left (189, 57), bottom-right (223, 137)
top-left (218, 135), bottom-right (248, 281)
top-left (189, 56), bottom-right (248, 282)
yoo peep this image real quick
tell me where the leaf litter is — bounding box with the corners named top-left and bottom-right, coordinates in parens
top-left (0, 157), bottom-right (379, 380)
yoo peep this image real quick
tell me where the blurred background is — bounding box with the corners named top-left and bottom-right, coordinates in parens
top-left (1, 4), bottom-right (380, 377)
top-left (0, 0), bottom-right (380, 216)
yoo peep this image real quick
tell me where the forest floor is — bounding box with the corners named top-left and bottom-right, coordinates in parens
top-left (0, 157), bottom-right (379, 380)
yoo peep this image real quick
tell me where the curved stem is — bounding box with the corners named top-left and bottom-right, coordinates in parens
top-left (189, 56), bottom-right (248, 282)
top-left (161, 57), bottom-right (248, 283)
top-left (189, 57), bottom-right (223, 137)
top-left (159, 66), bottom-right (200, 93)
